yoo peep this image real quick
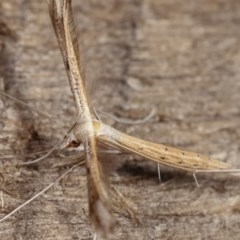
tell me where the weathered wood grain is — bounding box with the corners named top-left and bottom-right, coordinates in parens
top-left (0, 0), bottom-right (240, 239)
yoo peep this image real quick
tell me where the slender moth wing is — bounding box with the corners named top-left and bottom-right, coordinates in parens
top-left (85, 137), bottom-right (115, 236)
top-left (49, 0), bottom-right (88, 117)
top-left (48, 0), bottom-right (81, 76)
top-left (49, 0), bottom-right (115, 236)
top-left (94, 121), bottom-right (231, 172)
top-left (61, 0), bottom-right (90, 117)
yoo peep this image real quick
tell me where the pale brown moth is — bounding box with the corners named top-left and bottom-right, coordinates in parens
top-left (47, 0), bottom-right (232, 237)
top-left (0, 0), bottom-right (238, 238)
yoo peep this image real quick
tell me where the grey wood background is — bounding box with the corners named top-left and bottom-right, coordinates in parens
top-left (0, 0), bottom-right (240, 239)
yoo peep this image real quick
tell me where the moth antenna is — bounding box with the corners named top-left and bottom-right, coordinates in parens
top-left (97, 108), bottom-right (156, 125)
top-left (0, 161), bottom-right (85, 223)
top-left (18, 126), bottom-right (84, 166)
top-left (0, 90), bottom-right (59, 123)
top-left (18, 145), bottom-right (57, 166)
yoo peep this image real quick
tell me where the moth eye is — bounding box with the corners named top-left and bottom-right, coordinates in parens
top-left (68, 140), bottom-right (81, 148)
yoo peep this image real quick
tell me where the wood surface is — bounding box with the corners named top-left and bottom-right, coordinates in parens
top-left (0, 0), bottom-right (240, 239)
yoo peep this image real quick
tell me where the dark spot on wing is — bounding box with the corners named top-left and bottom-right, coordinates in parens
top-left (66, 59), bottom-right (70, 70)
